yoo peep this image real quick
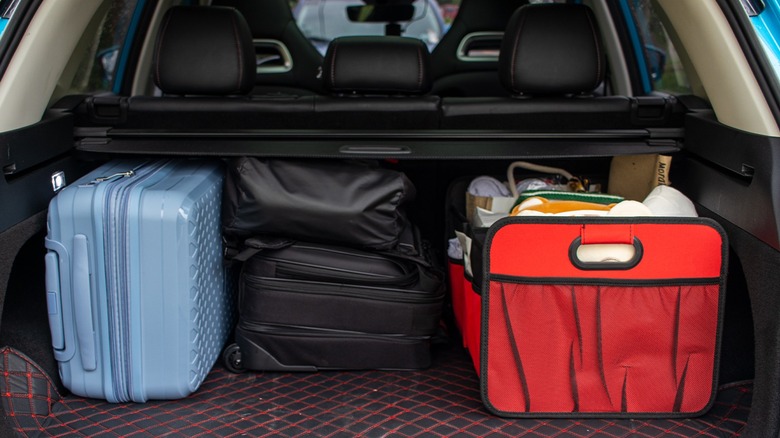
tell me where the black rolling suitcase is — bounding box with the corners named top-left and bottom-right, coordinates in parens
top-left (224, 234), bottom-right (444, 372)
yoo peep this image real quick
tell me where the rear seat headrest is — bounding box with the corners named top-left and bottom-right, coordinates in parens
top-left (322, 36), bottom-right (431, 95)
top-left (153, 6), bottom-right (255, 96)
top-left (499, 4), bottom-right (605, 96)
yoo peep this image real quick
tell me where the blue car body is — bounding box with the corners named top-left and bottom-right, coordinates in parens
top-left (748, 0), bottom-right (780, 75)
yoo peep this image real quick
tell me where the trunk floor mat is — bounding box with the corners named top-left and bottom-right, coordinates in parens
top-left (7, 344), bottom-right (750, 437)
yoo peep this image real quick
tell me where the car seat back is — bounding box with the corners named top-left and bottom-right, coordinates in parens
top-left (75, 5), bottom-right (316, 130)
top-left (440, 4), bottom-right (681, 130)
top-left (430, 0), bottom-right (528, 97)
top-left (212, 0), bottom-right (324, 95)
top-left (313, 36), bottom-right (440, 129)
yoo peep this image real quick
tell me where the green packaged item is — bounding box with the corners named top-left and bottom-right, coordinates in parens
top-left (512, 190), bottom-right (624, 209)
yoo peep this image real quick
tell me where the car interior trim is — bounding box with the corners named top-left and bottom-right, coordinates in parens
top-left (0, 0), bottom-right (103, 132)
top-left (254, 38), bottom-right (293, 74)
top-left (455, 32), bottom-right (503, 63)
top-left (658, 0), bottom-right (780, 136)
top-left (585, 0), bottom-right (631, 96)
top-left (715, 0), bottom-right (780, 128)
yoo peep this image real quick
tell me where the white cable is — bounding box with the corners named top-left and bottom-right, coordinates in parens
top-left (506, 161), bottom-right (575, 197)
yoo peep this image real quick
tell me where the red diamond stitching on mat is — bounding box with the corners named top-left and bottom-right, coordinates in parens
top-left (0, 347), bottom-right (62, 435)
top-left (8, 345), bottom-right (750, 437)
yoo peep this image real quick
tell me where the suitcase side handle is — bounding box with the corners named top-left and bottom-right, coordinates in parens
top-left (44, 238), bottom-right (77, 363)
top-left (73, 235), bottom-right (97, 371)
top-left (44, 252), bottom-right (65, 351)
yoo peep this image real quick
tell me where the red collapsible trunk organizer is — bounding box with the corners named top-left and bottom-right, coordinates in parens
top-left (449, 226), bottom-right (489, 376)
top-left (448, 259), bottom-right (482, 374)
top-left (480, 217), bottom-right (727, 418)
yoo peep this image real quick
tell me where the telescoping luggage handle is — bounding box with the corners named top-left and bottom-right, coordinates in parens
top-left (569, 224), bottom-right (643, 270)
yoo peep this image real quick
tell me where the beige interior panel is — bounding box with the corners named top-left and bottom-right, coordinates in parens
top-left (585, 0), bottom-right (632, 96)
top-left (658, 0), bottom-right (780, 136)
top-left (0, 0), bottom-right (104, 132)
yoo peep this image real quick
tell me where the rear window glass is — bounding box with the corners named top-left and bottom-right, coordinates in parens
top-left (292, 0), bottom-right (445, 54)
top-left (625, 0), bottom-right (691, 94)
top-left (291, 0), bottom-right (573, 57)
top-left (67, 0), bottom-right (140, 94)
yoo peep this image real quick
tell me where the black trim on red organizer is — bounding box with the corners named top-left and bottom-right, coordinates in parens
top-left (487, 274), bottom-right (722, 287)
top-left (596, 286), bottom-right (612, 407)
top-left (569, 341), bottom-right (579, 412)
top-left (621, 368), bottom-right (628, 413)
top-left (570, 286), bottom-right (583, 365)
top-left (480, 216), bottom-right (731, 419)
top-left (674, 356), bottom-right (691, 413)
top-left (672, 286), bottom-right (682, 379)
top-left (500, 283), bottom-right (531, 412)
top-left (485, 215), bottom-right (731, 232)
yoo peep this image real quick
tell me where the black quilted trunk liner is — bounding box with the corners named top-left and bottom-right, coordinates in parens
top-left (6, 344), bottom-right (750, 437)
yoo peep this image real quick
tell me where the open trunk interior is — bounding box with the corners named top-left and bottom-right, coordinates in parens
top-left (0, 107), bottom-right (762, 435)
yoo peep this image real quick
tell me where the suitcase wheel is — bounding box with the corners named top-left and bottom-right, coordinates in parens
top-left (222, 343), bottom-right (246, 373)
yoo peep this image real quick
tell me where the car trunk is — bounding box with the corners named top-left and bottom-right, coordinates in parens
top-left (0, 107), bottom-right (761, 435)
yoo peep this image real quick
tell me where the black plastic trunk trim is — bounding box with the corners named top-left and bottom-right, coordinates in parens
top-left (75, 137), bottom-right (680, 160)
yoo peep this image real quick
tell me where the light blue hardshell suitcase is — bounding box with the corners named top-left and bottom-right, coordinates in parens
top-left (45, 159), bottom-right (232, 403)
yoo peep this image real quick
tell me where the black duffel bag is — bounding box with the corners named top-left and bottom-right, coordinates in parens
top-left (222, 158), bottom-right (416, 250)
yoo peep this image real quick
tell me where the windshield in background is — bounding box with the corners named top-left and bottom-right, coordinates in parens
top-left (624, 0), bottom-right (691, 95)
top-left (294, 0), bottom-right (443, 54)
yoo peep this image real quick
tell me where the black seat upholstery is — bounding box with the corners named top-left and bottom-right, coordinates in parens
top-left (498, 3), bottom-right (604, 97)
top-left (430, 0), bottom-right (528, 97)
top-left (322, 36), bottom-right (431, 96)
top-left (75, 5), bottom-right (315, 130)
top-left (72, 4), bottom-right (681, 133)
top-left (313, 36), bottom-right (440, 129)
top-left (154, 5), bottom-right (255, 96)
top-left (441, 4), bottom-right (682, 130)
top-left (212, 0), bottom-right (324, 95)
